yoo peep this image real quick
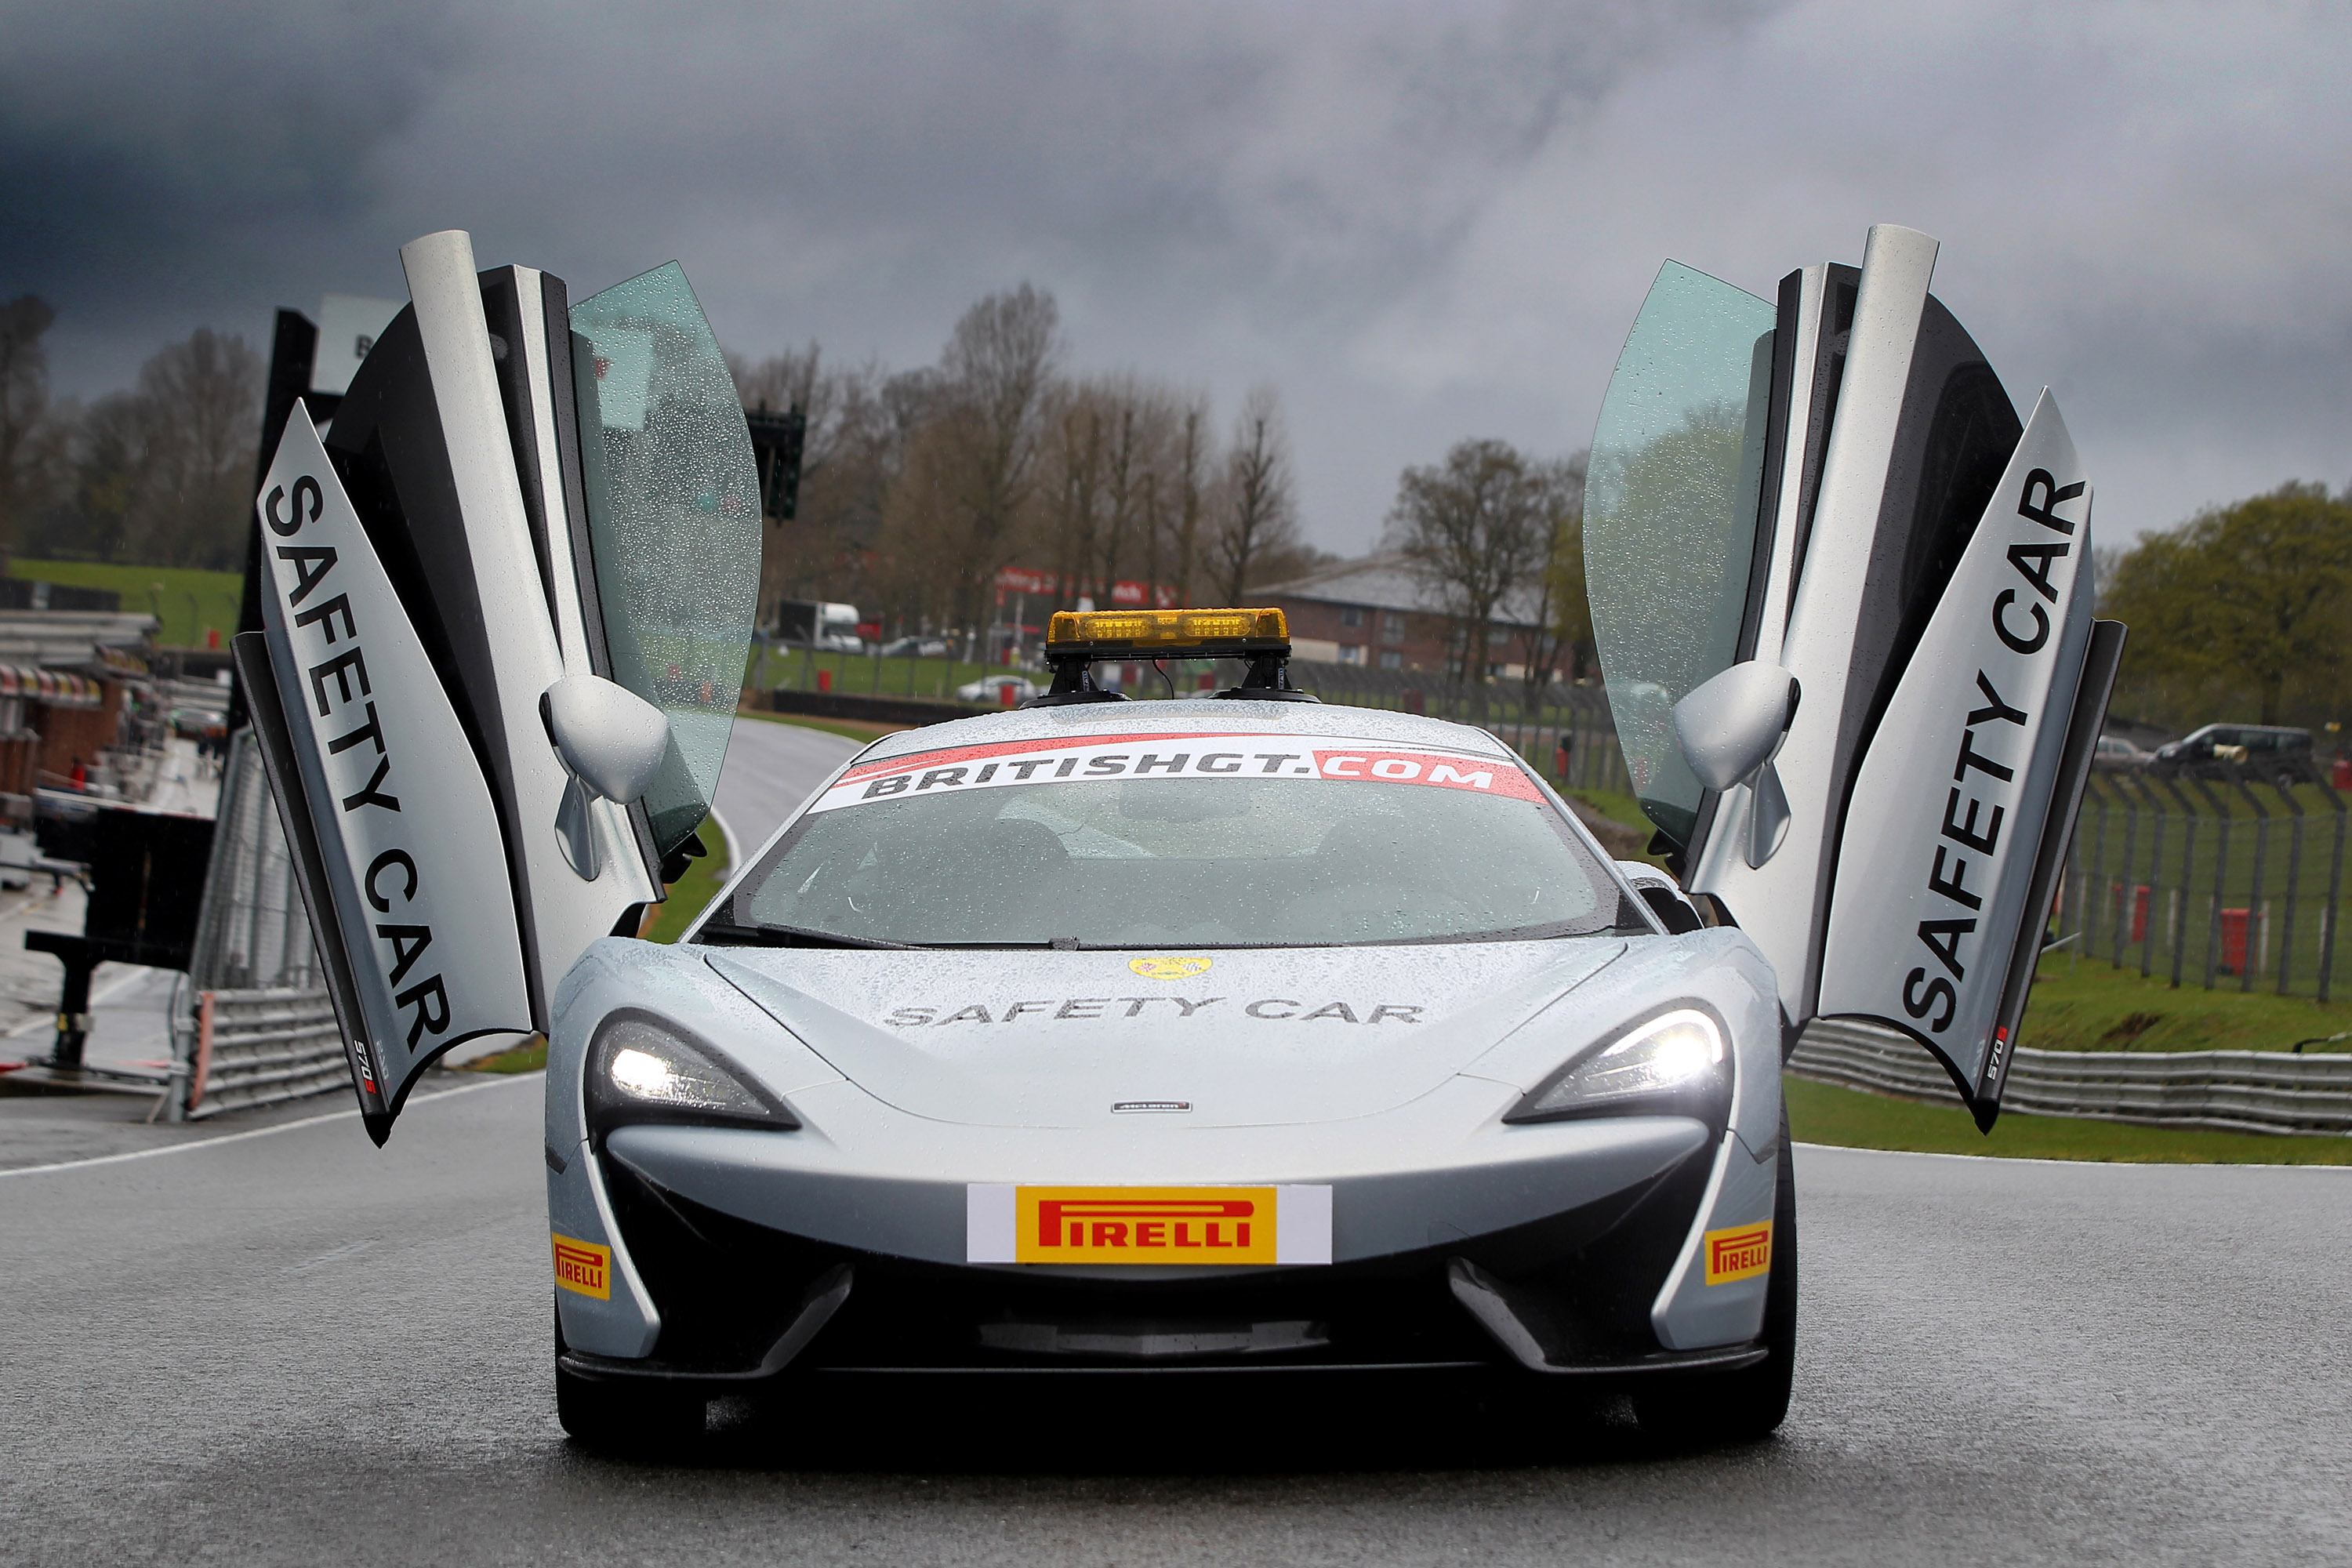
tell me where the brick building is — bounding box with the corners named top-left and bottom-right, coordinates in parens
top-left (1251, 554), bottom-right (1566, 681)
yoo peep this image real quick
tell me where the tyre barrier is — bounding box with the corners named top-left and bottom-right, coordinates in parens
top-left (1791, 1018), bottom-right (2352, 1137)
top-left (183, 987), bottom-right (346, 1120)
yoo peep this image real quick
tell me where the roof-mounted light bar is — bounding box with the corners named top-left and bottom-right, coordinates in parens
top-left (1033, 606), bottom-right (1318, 706)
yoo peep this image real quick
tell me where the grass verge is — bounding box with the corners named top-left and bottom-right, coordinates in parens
top-left (1786, 1073), bottom-right (2352, 1164)
top-left (10, 559), bottom-right (242, 647)
top-left (461, 1036), bottom-right (548, 1073)
top-left (638, 817), bottom-right (734, 943)
top-left (2020, 951), bottom-right (2352, 1053)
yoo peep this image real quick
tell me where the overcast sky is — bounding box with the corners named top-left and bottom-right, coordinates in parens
top-left (5, 0), bottom-right (2347, 554)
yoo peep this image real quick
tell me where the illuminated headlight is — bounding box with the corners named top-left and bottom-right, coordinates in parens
top-left (585, 1015), bottom-right (797, 1132)
top-left (1504, 1008), bottom-right (1730, 1124)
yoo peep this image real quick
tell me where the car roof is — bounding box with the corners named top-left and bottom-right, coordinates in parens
top-left (2183, 723), bottom-right (2309, 738)
top-left (852, 697), bottom-right (1523, 766)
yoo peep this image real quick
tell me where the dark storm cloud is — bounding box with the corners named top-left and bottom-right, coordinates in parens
top-left (5, 0), bottom-right (2347, 548)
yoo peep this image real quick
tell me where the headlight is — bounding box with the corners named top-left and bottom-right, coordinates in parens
top-left (585, 1014), bottom-right (798, 1132)
top-left (1504, 1007), bottom-right (1730, 1124)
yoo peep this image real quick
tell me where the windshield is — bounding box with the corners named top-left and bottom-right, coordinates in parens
top-left (710, 732), bottom-right (1628, 948)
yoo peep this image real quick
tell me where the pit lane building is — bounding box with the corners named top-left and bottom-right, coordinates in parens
top-left (1250, 554), bottom-right (1570, 683)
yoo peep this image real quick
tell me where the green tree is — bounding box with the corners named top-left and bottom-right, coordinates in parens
top-left (0, 295), bottom-right (68, 575)
top-left (2103, 482), bottom-right (2352, 725)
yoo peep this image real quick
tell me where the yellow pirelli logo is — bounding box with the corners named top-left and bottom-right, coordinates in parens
top-left (1016, 1185), bottom-right (1277, 1265)
top-left (1703, 1222), bottom-right (1772, 1286)
top-left (553, 1233), bottom-right (611, 1300)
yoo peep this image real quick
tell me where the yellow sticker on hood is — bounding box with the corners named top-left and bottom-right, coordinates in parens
top-left (1129, 955), bottom-right (1213, 979)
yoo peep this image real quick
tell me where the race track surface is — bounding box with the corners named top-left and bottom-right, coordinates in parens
top-left (3, 1075), bottom-right (2345, 1567)
top-left (709, 716), bottom-right (869, 861)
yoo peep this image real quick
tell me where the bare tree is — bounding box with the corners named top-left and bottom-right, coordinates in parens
top-left (1386, 437), bottom-right (1557, 722)
top-left (1517, 450), bottom-right (1588, 715)
top-left (55, 328), bottom-right (261, 570)
top-left (1039, 382), bottom-right (1107, 608)
top-left (730, 344), bottom-right (918, 620)
top-left (936, 284), bottom-right (1061, 623)
top-left (1212, 385), bottom-right (1300, 603)
top-left (0, 296), bottom-right (67, 575)
top-left (142, 328), bottom-right (262, 568)
top-left (1172, 397), bottom-right (1210, 607)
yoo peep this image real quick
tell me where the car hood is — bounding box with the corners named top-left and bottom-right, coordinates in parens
top-left (704, 940), bottom-right (1627, 1129)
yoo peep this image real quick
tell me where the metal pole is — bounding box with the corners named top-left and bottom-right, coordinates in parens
top-left (2272, 763), bottom-right (2308, 995)
top-left (2318, 771), bottom-right (2347, 1002)
top-left (2154, 773), bottom-right (2201, 988)
top-left (2225, 761), bottom-right (2271, 993)
top-left (2139, 775), bottom-right (2167, 978)
top-left (2084, 781), bottom-right (2110, 961)
top-left (2186, 771), bottom-right (2232, 990)
top-left (2113, 775), bottom-right (2143, 969)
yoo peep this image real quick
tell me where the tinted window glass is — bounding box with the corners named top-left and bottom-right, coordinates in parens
top-left (1584, 261), bottom-right (1775, 845)
top-left (570, 263), bottom-right (760, 853)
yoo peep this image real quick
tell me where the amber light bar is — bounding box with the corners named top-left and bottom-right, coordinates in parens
top-left (1045, 607), bottom-right (1289, 653)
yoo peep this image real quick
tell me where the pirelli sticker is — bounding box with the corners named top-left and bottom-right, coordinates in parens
top-left (553, 1233), bottom-right (612, 1299)
top-left (967, 1184), bottom-right (1333, 1265)
top-left (813, 733), bottom-right (1543, 815)
top-left (1703, 1221), bottom-right (1773, 1286)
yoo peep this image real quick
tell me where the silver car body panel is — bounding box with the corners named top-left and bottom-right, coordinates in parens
top-left (546, 710), bottom-right (1787, 1351)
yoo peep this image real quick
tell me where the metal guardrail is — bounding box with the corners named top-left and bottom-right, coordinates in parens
top-left (182, 986), bottom-right (344, 1120)
top-left (1791, 1019), bottom-right (2352, 1137)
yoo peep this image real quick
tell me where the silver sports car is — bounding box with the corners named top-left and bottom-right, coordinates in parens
top-left (544, 677), bottom-right (1794, 1442)
top-left (238, 222), bottom-right (2114, 1451)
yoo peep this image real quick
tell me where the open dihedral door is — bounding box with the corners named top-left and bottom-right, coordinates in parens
top-left (1584, 225), bottom-right (2125, 1129)
top-left (238, 230), bottom-right (760, 1142)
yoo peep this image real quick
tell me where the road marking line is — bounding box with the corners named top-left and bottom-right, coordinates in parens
top-left (0, 1072), bottom-right (537, 1180)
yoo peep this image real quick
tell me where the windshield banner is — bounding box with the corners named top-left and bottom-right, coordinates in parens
top-left (813, 733), bottom-right (1544, 815)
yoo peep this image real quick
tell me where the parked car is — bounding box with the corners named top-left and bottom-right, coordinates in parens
top-left (956, 674), bottom-right (1040, 705)
top-left (2153, 724), bottom-right (2313, 776)
top-left (880, 636), bottom-right (952, 658)
top-left (2092, 734), bottom-right (2151, 770)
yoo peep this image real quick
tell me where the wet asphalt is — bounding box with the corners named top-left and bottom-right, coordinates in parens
top-left (2, 1080), bottom-right (2347, 1566)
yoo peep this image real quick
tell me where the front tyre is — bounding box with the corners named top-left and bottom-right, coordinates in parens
top-left (554, 1314), bottom-right (707, 1453)
top-left (1632, 1108), bottom-right (1798, 1444)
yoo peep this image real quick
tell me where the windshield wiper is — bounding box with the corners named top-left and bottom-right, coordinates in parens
top-left (695, 920), bottom-right (916, 950)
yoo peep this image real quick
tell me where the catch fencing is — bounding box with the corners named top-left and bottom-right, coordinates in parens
top-left (1791, 1018), bottom-right (2352, 1136)
top-left (1285, 660), bottom-right (1634, 797)
top-left (170, 731), bottom-right (343, 1120)
top-left (2054, 760), bottom-right (2350, 1000)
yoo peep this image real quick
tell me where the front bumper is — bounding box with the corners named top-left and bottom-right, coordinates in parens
top-left (557, 1104), bottom-right (1735, 1381)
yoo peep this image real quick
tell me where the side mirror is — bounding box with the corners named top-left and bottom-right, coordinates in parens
top-left (543, 676), bottom-right (671, 879)
top-left (1673, 662), bottom-right (1799, 869)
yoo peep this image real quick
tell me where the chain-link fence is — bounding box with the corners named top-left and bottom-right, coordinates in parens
top-left (187, 729), bottom-right (319, 993)
top-left (2053, 760), bottom-right (2349, 1000)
